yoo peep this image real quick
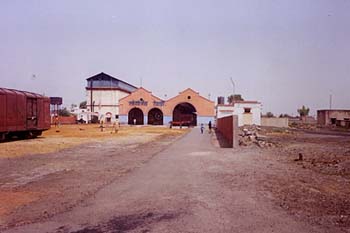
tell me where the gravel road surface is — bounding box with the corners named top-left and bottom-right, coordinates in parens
top-left (3, 129), bottom-right (339, 233)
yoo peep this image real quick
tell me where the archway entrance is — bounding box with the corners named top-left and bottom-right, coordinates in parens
top-left (105, 112), bottom-right (112, 123)
top-left (173, 103), bottom-right (197, 126)
top-left (148, 108), bottom-right (163, 125)
top-left (128, 108), bottom-right (144, 125)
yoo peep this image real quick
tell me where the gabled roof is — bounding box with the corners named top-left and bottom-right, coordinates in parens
top-left (119, 87), bottom-right (164, 102)
top-left (86, 72), bottom-right (137, 89)
top-left (86, 72), bottom-right (116, 81)
top-left (178, 88), bottom-right (199, 95)
top-left (166, 88), bottom-right (214, 103)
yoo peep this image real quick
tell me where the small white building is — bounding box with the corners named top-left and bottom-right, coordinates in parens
top-left (86, 72), bottom-right (137, 123)
top-left (70, 107), bottom-right (90, 123)
top-left (216, 101), bottom-right (262, 127)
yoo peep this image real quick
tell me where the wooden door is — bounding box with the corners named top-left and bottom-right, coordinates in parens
top-left (26, 98), bottom-right (38, 128)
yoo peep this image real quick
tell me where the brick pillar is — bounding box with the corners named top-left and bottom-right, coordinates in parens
top-left (232, 115), bottom-right (239, 148)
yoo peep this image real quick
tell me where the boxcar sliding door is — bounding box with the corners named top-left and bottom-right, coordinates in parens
top-left (26, 98), bottom-right (38, 128)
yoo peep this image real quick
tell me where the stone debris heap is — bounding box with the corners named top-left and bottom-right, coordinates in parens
top-left (239, 125), bottom-right (275, 148)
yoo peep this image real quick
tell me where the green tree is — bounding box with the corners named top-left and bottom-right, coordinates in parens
top-left (227, 94), bottom-right (244, 104)
top-left (297, 105), bottom-right (310, 117)
top-left (265, 112), bottom-right (274, 118)
top-left (79, 101), bottom-right (87, 109)
top-left (58, 108), bottom-right (71, 117)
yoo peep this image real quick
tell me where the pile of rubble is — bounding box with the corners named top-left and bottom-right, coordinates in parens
top-left (239, 126), bottom-right (275, 148)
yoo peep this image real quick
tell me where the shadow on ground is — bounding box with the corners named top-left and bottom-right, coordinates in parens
top-left (63, 211), bottom-right (182, 233)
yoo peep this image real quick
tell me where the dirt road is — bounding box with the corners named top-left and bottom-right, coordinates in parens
top-left (2, 128), bottom-right (341, 233)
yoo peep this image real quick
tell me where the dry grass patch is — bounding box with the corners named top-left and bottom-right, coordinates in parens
top-left (0, 125), bottom-right (187, 158)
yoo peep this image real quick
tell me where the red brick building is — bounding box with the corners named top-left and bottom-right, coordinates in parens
top-left (119, 88), bottom-right (215, 126)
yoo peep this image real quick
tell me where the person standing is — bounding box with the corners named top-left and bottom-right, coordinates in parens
top-left (200, 123), bottom-right (204, 134)
top-left (208, 121), bottom-right (212, 134)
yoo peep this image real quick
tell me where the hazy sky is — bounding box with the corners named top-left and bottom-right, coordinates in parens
top-left (1, 0), bottom-right (349, 116)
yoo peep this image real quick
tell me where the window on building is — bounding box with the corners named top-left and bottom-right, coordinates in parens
top-left (187, 96), bottom-right (191, 100)
top-left (331, 118), bottom-right (336, 124)
top-left (244, 108), bottom-right (251, 114)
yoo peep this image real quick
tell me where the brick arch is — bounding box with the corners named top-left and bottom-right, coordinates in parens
top-left (172, 102), bottom-right (197, 126)
top-left (148, 108), bottom-right (163, 125)
top-left (128, 108), bottom-right (144, 125)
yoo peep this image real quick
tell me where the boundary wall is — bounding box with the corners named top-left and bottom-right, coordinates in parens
top-left (261, 117), bottom-right (289, 128)
top-left (216, 115), bottom-right (238, 148)
top-left (52, 116), bottom-right (77, 125)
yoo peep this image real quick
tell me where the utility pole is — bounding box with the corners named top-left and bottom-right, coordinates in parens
top-left (230, 77), bottom-right (235, 96)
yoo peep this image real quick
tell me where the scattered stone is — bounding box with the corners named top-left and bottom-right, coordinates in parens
top-left (239, 126), bottom-right (275, 148)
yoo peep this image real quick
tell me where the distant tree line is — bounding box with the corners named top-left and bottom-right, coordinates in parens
top-left (261, 105), bottom-right (310, 119)
top-left (58, 108), bottom-right (71, 117)
top-left (227, 94), bottom-right (244, 104)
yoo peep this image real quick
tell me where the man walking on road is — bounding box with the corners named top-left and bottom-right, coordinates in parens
top-left (200, 123), bottom-right (205, 134)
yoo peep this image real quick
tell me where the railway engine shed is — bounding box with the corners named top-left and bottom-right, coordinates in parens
top-left (119, 88), bottom-right (215, 126)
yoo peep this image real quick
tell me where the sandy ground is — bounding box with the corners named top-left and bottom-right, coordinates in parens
top-left (0, 125), bottom-right (185, 158)
top-left (0, 126), bottom-right (349, 232)
top-left (266, 130), bottom-right (350, 229)
top-left (236, 126), bottom-right (350, 230)
top-left (0, 125), bottom-right (187, 229)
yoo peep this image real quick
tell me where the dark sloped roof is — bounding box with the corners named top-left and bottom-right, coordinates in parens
top-left (86, 72), bottom-right (137, 89)
top-left (86, 72), bottom-right (137, 93)
top-left (86, 72), bottom-right (116, 81)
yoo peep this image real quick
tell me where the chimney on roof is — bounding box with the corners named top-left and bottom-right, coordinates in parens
top-left (218, 96), bottom-right (225, 105)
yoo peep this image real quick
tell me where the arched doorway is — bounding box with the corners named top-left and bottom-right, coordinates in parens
top-left (128, 108), bottom-right (144, 125)
top-left (173, 103), bottom-right (197, 126)
top-left (105, 112), bottom-right (112, 123)
top-left (148, 108), bottom-right (163, 125)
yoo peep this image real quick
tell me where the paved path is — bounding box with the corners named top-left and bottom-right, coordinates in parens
top-left (5, 129), bottom-right (330, 233)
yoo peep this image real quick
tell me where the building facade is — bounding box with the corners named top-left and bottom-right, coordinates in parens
top-left (216, 101), bottom-right (262, 127)
top-left (119, 88), bottom-right (215, 126)
top-left (317, 110), bottom-right (350, 127)
top-left (85, 72), bottom-right (137, 123)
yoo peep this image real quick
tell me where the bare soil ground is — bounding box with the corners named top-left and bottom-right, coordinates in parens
top-left (245, 128), bottom-right (350, 230)
top-left (0, 125), bottom-right (187, 229)
top-left (0, 126), bottom-right (349, 232)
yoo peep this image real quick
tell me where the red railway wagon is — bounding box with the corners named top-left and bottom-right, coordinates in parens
top-left (0, 88), bottom-right (51, 140)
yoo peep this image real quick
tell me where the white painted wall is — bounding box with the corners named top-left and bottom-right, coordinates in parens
top-left (86, 90), bottom-right (130, 123)
top-left (216, 102), bottom-right (262, 126)
top-left (216, 105), bottom-right (234, 119)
